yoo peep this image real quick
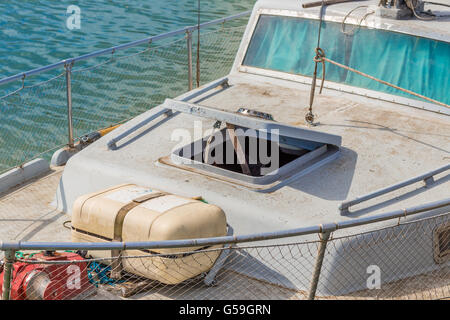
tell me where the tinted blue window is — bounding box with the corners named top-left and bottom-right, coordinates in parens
top-left (243, 15), bottom-right (450, 105)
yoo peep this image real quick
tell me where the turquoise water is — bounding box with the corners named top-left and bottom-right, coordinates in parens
top-left (0, 0), bottom-right (253, 80)
top-left (0, 1), bottom-right (255, 172)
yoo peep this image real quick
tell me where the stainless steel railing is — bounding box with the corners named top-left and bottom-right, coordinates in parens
top-left (0, 197), bottom-right (449, 300)
top-left (2, 197), bottom-right (448, 252)
top-left (64, 62), bottom-right (75, 148)
top-left (0, 10), bottom-right (251, 148)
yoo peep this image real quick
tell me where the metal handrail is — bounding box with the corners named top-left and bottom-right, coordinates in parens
top-left (0, 10), bottom-right (250, 149)
top-left (339, 163), bottom-right (450, 215)
top-left (0, 197), bottom-right (448, 301)
top-left (0, 11), bottom-right (251, 87)
top-left (107, 77), bottom-right (229, 150)
top-left (1, 197), bottom-right (448, 251)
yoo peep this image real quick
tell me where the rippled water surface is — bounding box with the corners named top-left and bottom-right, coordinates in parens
top-left (0, 0), bottom-right (254, 78)
top-left (0, 0), bottom-right (255, 171)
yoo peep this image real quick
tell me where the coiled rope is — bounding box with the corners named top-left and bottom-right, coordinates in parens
top-left (405, 0), bottom-right (436, 20)
top-left (424, 1), bottom-right (450, 8)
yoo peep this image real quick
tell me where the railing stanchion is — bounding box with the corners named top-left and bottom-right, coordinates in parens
top-left (308, 231), bottom-right (331, 300)
top-left (1, 250), bottom-right (16, 300)
top-left (65, 62), bottom-right (74, 148)
top-left (186, 30), bottom-right (193, 91)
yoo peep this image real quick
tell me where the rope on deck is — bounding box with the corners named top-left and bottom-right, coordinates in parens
top-left (314, 47), bottom-right (450, 109)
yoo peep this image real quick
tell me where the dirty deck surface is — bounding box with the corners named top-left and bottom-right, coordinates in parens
top-left (0, 166), bottom-right (448, 300)
top-left (0, 167), bottom-right (70, 250)
top-left (56, 72), bottom-right (450, 239)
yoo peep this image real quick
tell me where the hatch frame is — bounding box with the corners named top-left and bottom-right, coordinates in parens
top-left (160, 99), bottom-right (341, 191)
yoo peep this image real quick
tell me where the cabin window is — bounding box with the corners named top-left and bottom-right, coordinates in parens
top-left (433, 223), bottom-right (450, 264)
top-left (242, 15), bottom-right (450, 105)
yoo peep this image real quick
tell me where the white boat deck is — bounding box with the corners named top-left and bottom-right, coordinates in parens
top-left (0, 157), bottom-right (448, 300)
top-left (0, 0), bottom-right (448, 300)
top-left (55, 72), bottom-right (450, 238)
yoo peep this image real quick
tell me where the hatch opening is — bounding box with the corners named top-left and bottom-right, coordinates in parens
top-left (171, 124), bottom-right (335, 186)
top-left (181, 127), bottom-right (320, 177)
top-left (164, 99), bottom-right (341, 187)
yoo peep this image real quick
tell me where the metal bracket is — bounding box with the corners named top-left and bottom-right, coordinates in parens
top-left (203, 225), bottom-right (234, 287)
top-left (424, 176), bottom-right (435, 187)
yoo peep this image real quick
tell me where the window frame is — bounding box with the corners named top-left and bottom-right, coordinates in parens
top-left (234, 8), bottom-right (449, 115)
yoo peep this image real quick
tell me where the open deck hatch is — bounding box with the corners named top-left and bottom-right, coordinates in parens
top-left (163, 99), bottom-right (342, 188)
